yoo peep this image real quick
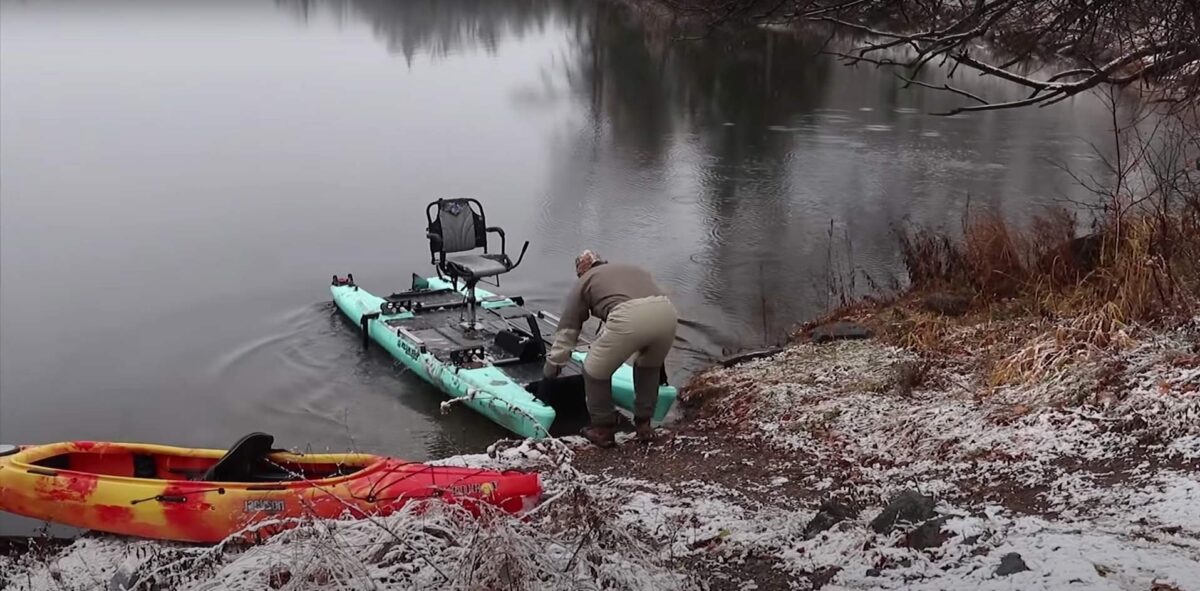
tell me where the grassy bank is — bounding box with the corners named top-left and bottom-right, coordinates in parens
top-left (4, 204), bottom-right (1196, 590)
top-left (649, 171), bottom-right (1200, 587)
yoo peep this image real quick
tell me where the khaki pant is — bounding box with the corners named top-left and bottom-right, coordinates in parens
top-left (583, 296), bottom-right (677, 424)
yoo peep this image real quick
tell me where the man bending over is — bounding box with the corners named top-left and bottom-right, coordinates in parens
top-left (543, 250), bottom-right (678, 447)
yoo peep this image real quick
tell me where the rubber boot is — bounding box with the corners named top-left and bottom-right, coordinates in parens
top-left (582, 372), bottom-right (617, 448)
top-left (632, 365), bottom-right (662, 443)
top-left (633, 418), bottom-right (656, 443)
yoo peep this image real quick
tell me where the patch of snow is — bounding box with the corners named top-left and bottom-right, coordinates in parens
top-left (1169, 435), bottom-right (1200, 458)
top-left (792, 506), bottom-right (1200, 591)
top-left (1123, 472), bottom-right (1200, 533)
top-left (696, 325), bottom-right (1199, 510)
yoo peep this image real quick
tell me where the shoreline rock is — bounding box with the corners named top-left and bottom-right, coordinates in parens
top-left (809, 320), bottom-right (874, 343)
top-left (995, 552), bottom-right (1031, 576)
top-left (869, 489), bottom-right (938, 534)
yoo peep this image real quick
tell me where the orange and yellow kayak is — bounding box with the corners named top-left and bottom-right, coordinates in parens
top-left (0, 433), bottom-right (542, 544)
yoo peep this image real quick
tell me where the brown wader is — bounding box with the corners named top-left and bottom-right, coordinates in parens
top-left (544, 262), bottom-right (678, 446)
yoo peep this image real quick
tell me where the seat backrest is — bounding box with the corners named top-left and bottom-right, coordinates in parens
top-left (202, 432), bottom-right (275, 482)
top-left (428, 198), bottom-right (486, 255)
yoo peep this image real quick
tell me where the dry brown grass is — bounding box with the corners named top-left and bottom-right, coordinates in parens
top-left (897, 205), bottom-right (1197, 326)
top-left (898, 209), bottom-right (1095, 299)
top-left (963, 214), bottom-right (1028, 298)
top-left (801, 195), bottom-right (1200, 398)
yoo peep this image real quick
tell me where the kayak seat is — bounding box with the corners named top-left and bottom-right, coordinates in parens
top-left (425, 198), bottom-right (523, 282)
top-left (444, 253), bottom-right (511, 280)
top-left (202, 432), bottom-right (279, 483)
top-left (425, 198), bottom-right (529, 332)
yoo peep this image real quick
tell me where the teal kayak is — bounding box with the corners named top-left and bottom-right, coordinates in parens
top-left (330, 273), bottom-right (678, 440)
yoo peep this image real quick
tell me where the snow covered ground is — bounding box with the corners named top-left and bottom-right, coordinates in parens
top-left (4, 443), bottom-right (1193, 590)
top-left (674, 315), bottom-right (1200, 590)
top-left (2, 319), bottom-right (1197, 590)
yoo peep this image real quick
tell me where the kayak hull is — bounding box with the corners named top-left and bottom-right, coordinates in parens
top-left (0, 440), bottom-right (541, 544)
top-left (330, 274), bottom-right (677, 439)
top-left (332, 278), bottom-right (557, 438)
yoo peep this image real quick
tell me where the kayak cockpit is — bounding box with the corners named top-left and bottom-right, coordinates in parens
top-left (20, 433), bottom-right (371, 484)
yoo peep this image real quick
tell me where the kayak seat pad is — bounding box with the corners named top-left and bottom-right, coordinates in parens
top-left (445, 253), bottom-right (510, 280)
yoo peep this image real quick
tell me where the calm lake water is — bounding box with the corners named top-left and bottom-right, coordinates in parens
top-left (1, 0), bottom-right (1119, 534)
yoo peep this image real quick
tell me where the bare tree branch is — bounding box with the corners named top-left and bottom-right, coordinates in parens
top-left (895, 73), bottom-right (989, 103)
top-left (656, 0), bottom-right (1200, 115)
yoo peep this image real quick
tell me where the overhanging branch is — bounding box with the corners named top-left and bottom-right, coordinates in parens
top-left (653, 0), bottom-right (1199, 115)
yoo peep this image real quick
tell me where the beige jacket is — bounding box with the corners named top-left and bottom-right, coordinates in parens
top-left (545, 262), bottom-right (667, 367)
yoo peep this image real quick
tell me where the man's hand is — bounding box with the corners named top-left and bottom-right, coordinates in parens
top-left (543, 361), bottom-right (562, 379)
